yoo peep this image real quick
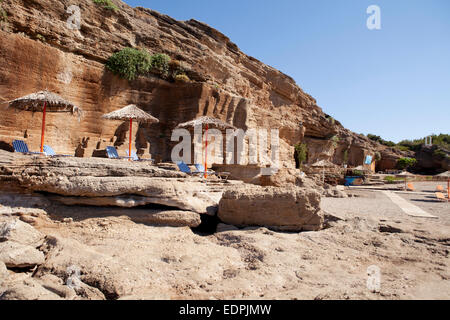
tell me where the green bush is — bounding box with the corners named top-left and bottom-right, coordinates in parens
top-left (106, 48), bottom-right (152, 80)
top-left (330, 135), bottom-right (340, 148)
top-left (374, 151), bottom-right (381, 161)
top-left (93, 0), bottom-right (118, 11)
top-left (433, 148), bottom-right (447, 159)
top-left (294, 143), bottom-right (308, 169)
top-left (343, 149), bottom-right (349, 165)
top-left (384, 176), bottom-right (395, 184)
top-left (367, 134), bottom-right (396, 147)
top-left (396, 157), bottom-right (417, 170)
top-left (352, 170), bottom-right (364, 177)
top-left (174, 74), bottom-right (190, 83)
top-left (150, 53), bottom-right (171, 79)
top-left (0, 9), bottom-right (6, 22)
top-left (36, 34), bottom-right (46, 42)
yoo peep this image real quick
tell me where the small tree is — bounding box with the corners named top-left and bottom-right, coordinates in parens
top-left (396, 157), bottom-right (417, 170)
top-left (295, 143), bottom-right (308, 170)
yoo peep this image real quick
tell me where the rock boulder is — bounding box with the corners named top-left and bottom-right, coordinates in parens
top-left (218, 187), bottom-right (324, 231)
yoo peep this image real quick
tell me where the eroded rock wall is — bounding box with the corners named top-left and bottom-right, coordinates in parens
top-left (0, 0), bottom-right (402, 169)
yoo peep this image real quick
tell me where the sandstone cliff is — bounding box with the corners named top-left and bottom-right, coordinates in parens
top-left (0, 0), bottom-right (402, 170)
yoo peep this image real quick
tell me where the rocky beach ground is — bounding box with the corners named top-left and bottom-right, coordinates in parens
top-left (1, 180), bottom-right (448, 300)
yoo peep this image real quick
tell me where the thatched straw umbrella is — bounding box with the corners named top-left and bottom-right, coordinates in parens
top-left (8, 90), bottom-right (82, 153)
top-left (102, 105), bottom-right (159, 159)
top-left (311, 159), bottom-right (335, 184)
top-left (437, 171), bottom-right (450, 200)
top-left (397, 171), bottom-right (414, 191)
top-left (176, 116), bottom-right (236, 178)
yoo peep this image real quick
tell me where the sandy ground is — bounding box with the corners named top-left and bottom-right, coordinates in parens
top-left (1, 182), bottom-right (449, 300)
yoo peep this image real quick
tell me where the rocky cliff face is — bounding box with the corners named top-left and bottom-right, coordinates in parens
top-left (0, 0), bottom-right (401, 169)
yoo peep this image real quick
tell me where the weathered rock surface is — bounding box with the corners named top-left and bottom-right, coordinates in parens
top-left (0, 261), bottom-right (8, 284)
top-left (0, 241), bottom-right (45, 268)
top-left (0, 219), bottom-right (44, 246)
top-left (0, 0), bottom-right (405, 174)
top-left (0, 150), bottom-right (223, 215)
top-left (218, 187), bottom-right (324, 231)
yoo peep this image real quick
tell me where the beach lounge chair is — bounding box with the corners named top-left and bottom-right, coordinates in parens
top-left (194, 164), bottom-right (230, 181)
top-left (407, 183), bottom-right (415, 191)
top-left (106, 146), bottom-right (133, 160)
top-left (435, 192), bottom-right (449, 202)
top-left (436, 185), bottom-right (444, 192)
top-left (176, 161), bottom-right (198, 175)
top-left (12, 140), bottom-right (44, 155)
top-left (43, 145), bottom-right (73, 157)
top-left (126, 150), bottom-right (154, 163)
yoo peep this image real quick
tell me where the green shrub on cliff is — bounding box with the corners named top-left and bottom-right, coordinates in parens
top-left (396, 157), bottom-right (417, 170)
top-left (294, 143), bottom-right (308, 169)
top-left (174, 74), bottom-right (190, 83)
top-left (0, 0), bottom-right (7, 23)
top-left (106, 48), bottom-right (151, 80)
top-left (93, 0), bottom-right (118, 11)
top-left (150, 53), bottom-right (171, 79)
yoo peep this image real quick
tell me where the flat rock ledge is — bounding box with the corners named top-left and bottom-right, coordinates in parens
top-left (0, 151), bottom-right (228, 225)
top-left (218, 186), bottom-right (324, 232)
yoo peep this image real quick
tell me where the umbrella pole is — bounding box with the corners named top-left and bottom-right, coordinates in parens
top-left (40, 101), bottom-right (47, 153)
top-left (129, 119), bottom-right (132, 162)
top-left (447, 178), bottom-right (449, 200)
top-left (204, 124), bottom-right (209, 179)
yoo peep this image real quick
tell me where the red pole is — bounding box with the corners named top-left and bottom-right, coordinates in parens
top-left (204, 124), bottom-right (209, 179)
top-left (40, 101), bottom-right (47, 153)
top-left (447, 179), bottom-right (449, 201)
top-left (129, 119), bottom-right (132, 161)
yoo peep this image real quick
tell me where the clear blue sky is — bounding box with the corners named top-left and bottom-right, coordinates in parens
top-left (124, 0), bottom-right (450, 143)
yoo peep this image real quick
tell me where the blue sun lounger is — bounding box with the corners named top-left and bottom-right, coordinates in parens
top-left (195, 164), bottom-right (230, 181)
top-left (43, 145), bottom-right (73, 157)
top-left (106, 146), bottom-right (133, 160)
top-left (12, 140), bottom-right (44, 155)
top-left (126, 150), bottom-right (154, 163)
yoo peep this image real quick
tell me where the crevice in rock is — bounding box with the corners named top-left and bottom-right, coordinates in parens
top-left (191, 214), bottom-right (220, 236)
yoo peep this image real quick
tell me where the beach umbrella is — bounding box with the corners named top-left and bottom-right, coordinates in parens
top-left (7, 90), bottom-right (82, 153)
top-left (102, 105), bottom-right (159, 160)
top-left (177, 116), bottom-right (236, 178)
top-left (437, 171), bottom-right (450, 200)
top-left (311, 159), bottom-right (335, 184)
top-left (397, 171), bottom-right (414, 191)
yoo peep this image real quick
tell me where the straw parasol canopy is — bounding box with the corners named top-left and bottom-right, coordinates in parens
top-left (102, 104), bottom-right (159, 123)
top-left (102, 105), bottom-right (159, 160)
top-left (311, 159), bottom-right (335, 168)
top-left (397, 171), bottom-right (414, 190)
top-left (176, 116), bottom-right (236, 178)
top-left (7, 90), bottom-right (82, 153)
top-left (176, 116), bottom-right (236, 130)
top-left (8, 90), bottom-right (82, 116)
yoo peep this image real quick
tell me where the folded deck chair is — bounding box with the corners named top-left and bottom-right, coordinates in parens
top-left (435, 192), bottom-right (449, 202)
top-left (176, 161), bottom-right (196, 175)
top-left (106, 146), bottom-right (133, 160)
top-left (194, 164), bottom-right (230, 181)
top-left (43, 145), bottom-right (73, 157)
top-left (12, 140), bottom-right (44, 155)
top-left (126, 150), bottom-right (154, 163)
